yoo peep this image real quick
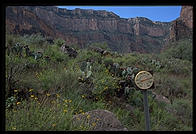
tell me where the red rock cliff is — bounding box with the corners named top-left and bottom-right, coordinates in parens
top-left (6, 6), bottom-right (171, 53)
top-left (169, 6), bottom-right (193, 41)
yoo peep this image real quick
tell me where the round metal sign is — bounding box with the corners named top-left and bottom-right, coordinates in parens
top-left (134, 71), bottom-right (154, 90)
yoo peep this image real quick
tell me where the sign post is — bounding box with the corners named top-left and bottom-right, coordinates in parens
top-left (134, 71), bottom-right (154, 131)
top-left (143, 90), bottom-right (150, 131)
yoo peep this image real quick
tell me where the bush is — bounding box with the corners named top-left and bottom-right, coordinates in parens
top-left (162, 39), bottom-right (192, 62)
top-left (76, 49), bottom-right (102, 63)
top-left (44, 45), bottom-right (69, 63)
top-left (92, 69), bottom-right (118, 97)
top-left (160, 57), bottom-right (192, 75)
top-left (37, 68), bottom-right (81, 94)
top-left (169, 99), bottom-right (192, 125)
top-left (5, 55), bottom-right (27, 98)
top-left (54, 38), bottom-right (65, 47)
top-left (154, 73), bottom-right (187, 100)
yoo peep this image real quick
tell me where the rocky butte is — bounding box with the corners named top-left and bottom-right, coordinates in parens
top-left (6, 6), bottom-right (184, 53)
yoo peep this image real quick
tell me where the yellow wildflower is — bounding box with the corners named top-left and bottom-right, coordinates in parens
top-left (46, 93), bottom-right (50, 97)
top-left (64, 99), bottom-right (68, 103)
top-left (96, 118), bottom-right (100, 121)
top-left (87, 114), bottom-right (90, 119)
top-left (104, 87), bottom-right (108, 90)
top-left (30, 95), bottom-right (34, 98)
top-left (65, 104), bottom-right (68, 107)
top-left (69, 100), bottom-right (72, 103)
top-left (51, 100), bottom-right (56, 104)
top-left (79, 109), bottom-right (83, 113)
top-left (14, 90), bottom-right (18, 93)
top-left (92, 122), bottom-right (96, 127)
top-left (56, 94), bottom-right (60, 98)
top-left (34, 97), bottom-right (38, 100)
top-left (64, 109), bottom-right (68, 113)
top-left (12, 127), bottom-right (16, 130)
top-left (77, 117), bottom-right (80, 120)
top-left (81, 95), bottom-right (85, 98)
top-left (52, 124), bottom-right (56, 127)
top-left (16, 102), bottom-right (21, 105)
top-left (82, 112), bottom-right (85, 115)
top-left (29, 89), bottom-right (33, 92)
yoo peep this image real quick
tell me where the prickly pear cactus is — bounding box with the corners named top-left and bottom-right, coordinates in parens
top-left (80, 61), bottom-right (92, 79)
top-left (122, 67), bottom-right (138, 80)
top-left (86, 62), bottom-right (92, 78)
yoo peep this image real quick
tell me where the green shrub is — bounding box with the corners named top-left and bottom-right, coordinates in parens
top-left (103, 57), bottom-right (114, 68)
top-left (162, 39), bottom-right (192, 62)
top-left (5, 55), bottom-right (28, 98)
top-left (128, 90), bottom-right (143, 107)
top-left (154, 73), bottom-right (186, 100)
top-left (76, 49), bottom-right (102, 63)
top-left (110, 107), bottom-right (132, 129)
top-left (54, 38), bottom-right (65, 47)
top-left (92, 67), bottom-right (119, 97)
top-left (37, 68), bottom-right (81, 94)
top-left (44, 45), bottom-right (69, 63)
top-left (89, 42), bottom-right (110, 51)
top-left (160, 58), bottom-right (192, 75)
top-left (169, 99), bottom-right (192, 126)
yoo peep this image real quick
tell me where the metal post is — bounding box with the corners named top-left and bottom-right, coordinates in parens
top-left (143, 90), bottom-right (150, 131)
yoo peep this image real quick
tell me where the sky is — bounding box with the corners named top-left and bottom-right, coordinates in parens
top-left (58, 6), bottom-right (181, 22)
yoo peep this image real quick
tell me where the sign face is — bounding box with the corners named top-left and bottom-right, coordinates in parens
top-left (134, 71), bottom-right (154, 90)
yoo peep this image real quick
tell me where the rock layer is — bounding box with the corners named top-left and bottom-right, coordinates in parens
top-left (6, 6), bottom-right (172, 53)
top-left (169, 6), bottom-right (193, 42)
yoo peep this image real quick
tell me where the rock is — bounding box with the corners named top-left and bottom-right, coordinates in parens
top-left (60, 44), bottom-right (77, 58)
top-left (169, 6), bottom-right (193, 42)
top-left (180, 6), bottom-right (193, 29)
top-left (6, 6), bottom-right (171, 53)
top-left (152, 91), bottom-right (171, 104)
top-left (72, 109), bottom-right (128, 131)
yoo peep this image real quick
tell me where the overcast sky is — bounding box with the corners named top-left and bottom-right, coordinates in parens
top-left (58, 6), bottom-right (181, 22)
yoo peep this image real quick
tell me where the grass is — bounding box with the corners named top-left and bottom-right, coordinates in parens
top-left (5, 33), bottom-right (192, 131)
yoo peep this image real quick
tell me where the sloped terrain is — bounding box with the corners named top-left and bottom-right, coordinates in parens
top-left (5, 33), bottom-right (192, 131)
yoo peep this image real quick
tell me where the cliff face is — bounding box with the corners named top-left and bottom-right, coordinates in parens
top-left (169, 6), bottom-right (193, 42)
top-left (6, 6), bottom-right (171, 53)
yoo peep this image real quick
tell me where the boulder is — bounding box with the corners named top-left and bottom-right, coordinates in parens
top-left (152, 91), bottom-right (171, 104)
top-left (72, 109), bottom-right (128, 131)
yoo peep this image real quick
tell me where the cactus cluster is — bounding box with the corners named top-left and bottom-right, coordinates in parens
top-left (79, 60), bottom-right (93, 83)
top-left (141, 57), bottom-right (162, 70)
